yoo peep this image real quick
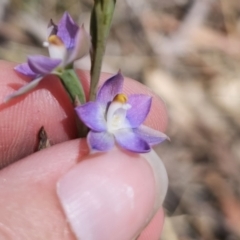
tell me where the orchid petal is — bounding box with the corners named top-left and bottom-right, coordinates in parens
top-left (134, 125), bottom-right (169, 145)
top-left (87, 131), bottom-right (114, 152)
top-left (57, 12), bottom-right (79, 49)
top-left (14, 63), bottom-right (39, 78)
top-left (126, 94), bottom-right (152, 128)
top-left (97, 72), bottom-right (124, 105)
top-left (66, 25), bottom-right (91, 64)
top-left (75, 102), bottom-right (107, 131)
top-left (28, 55), bottom-right (61, 75)
top-left (4, 77), bottom-right (43, 103)
top-left (114, 129), bottom-right (150, 153)
top-left (47, 19), bottom-right (58, 37)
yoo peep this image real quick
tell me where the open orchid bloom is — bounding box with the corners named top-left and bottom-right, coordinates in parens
top-left (5, 12), bottom-right (91, 102)
top-left (43, 12), bottom-right (91, 66)
top-left (75, 72), bottom-right (169, 153)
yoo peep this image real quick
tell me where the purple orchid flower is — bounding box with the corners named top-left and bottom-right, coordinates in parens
top-left (5, 12), bottom-right (91, 102)
top-left (75, 72), bottom-right (169, 153)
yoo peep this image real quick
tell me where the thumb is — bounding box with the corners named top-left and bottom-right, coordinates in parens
top-left (0, 139), bottom-right (167, 240)
top-left (57, 146), bottom-right (168, 240)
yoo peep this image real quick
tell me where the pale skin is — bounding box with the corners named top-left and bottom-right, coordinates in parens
top-left (0, 60), bottom-right (167, 240)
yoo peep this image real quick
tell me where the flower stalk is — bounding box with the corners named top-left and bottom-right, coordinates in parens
top-left (89, 0), bottom-right (116, 101)
top-left (59, 69), bottom-right (86, 105)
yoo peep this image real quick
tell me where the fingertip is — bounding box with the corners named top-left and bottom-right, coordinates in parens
top-left (0, 61), bottom-right (78, 167)
top-left (57, 147), bottom-right (157, 240)
top-left (0, 60), bottom-right (168, 168)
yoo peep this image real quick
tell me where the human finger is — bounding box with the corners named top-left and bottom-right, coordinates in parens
top-left (0, 139), bottom-right (167, 240)
top-left (0, 60), bottom-right (168, 168)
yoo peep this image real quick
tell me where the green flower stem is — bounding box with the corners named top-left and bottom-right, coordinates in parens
top-left (89, 0), bottom-right (116, 101)
top-left (59, 69), bottom-right (86, 105)
top-left (59, 69), bottom-right (88, 138)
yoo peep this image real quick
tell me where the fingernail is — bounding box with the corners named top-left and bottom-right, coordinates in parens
top-left (143, 149), bottom-right (168, 213)
top-left (57, 148), bottom-right (167, 240)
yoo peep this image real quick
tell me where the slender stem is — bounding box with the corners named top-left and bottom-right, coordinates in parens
top-left (89, 0), bottom-right (116, 101)
top-left (59, 69), bottom-right (88, 137)
top-left (59, 69), bottom-right (86, 105)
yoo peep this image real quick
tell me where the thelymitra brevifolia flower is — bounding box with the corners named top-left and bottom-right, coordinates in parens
top-left (5, 12), bottom-right (91, 103)
top-left (75, 72), bottom-right (169, 153)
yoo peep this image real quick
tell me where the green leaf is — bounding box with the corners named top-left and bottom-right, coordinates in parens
top-left (59, 69), bottom-right (86, 105)
top-left (89, 0), bottom-right (116, 101)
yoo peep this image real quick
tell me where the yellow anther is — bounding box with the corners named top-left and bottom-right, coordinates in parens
top-left (48, 35), bottom-right (63, 46)
top-left (113, 94), bottom-right (128, 103)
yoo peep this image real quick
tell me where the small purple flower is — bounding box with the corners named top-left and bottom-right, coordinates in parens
top-left (75, 72), bottom-right (169, 153)
top-left (5, 12), bottom-right (91, 102)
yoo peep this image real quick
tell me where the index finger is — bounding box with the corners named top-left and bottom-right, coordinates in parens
top-left (0, 60), bottom-right (168, 168)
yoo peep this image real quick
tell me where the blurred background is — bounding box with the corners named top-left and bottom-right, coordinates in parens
top-left (1, 0), bottom-right (240, 239)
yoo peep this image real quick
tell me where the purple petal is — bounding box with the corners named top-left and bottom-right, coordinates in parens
top-left (28, 55), bottom-right (61, 75)
top-left (75, 102), bottom-right (107, 131)
top-left (57, 12), bottom-right (79, 49)
top-left (87, 131), bottom-right (114, 152)
top-left (134, 125), bottom-right (169, 146)
top-left (47, 19), bottom-right (58, 37)
top-left (4, 77), bottom-right (43, 102)
top-left (126, 94), bottom-right (152, 128)
top-left (97, 72), bottom-right (124, 105)
top-left (66, 25), bottom-right (91, 64)
top-left (14, 63), bottom-right (39, 78)
top-left (114, 129), bottom-right (150, 153)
